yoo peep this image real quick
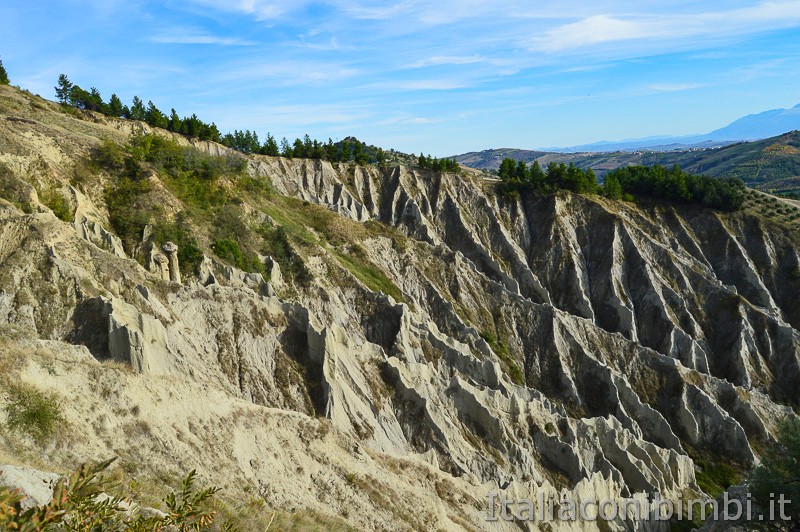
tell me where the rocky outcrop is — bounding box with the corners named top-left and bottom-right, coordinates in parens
top-left (161, 242), bottom-right (181, 284)
top-left (0, 465), bottom-right (61, 510)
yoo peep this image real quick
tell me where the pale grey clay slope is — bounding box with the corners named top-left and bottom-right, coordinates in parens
top-left (0, 85), bottom-right (798, 531)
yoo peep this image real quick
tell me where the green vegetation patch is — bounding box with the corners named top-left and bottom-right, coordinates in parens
top-left (94, 133), bottom-right (406, 293)
top-left (95, 134), bottom-right (259, 271)
top-left (262, 196), bottom-right (404, 297)
top-left (604, 164), bottom-right (745, 211)
top-left (751, 417), bottom-right (800, 524)
top-left (257, 224), bottom-right (311, 286)
top-left (4, 384), bottom-right (63, 442)
top-left (694, 460), bottom-right (741, 498)
top-left (498, 158), bottom-right (599, 197)
top-left (332, 247), bottom-right (403, 302)
top-left (38, 187), bottom-right (73, 222)
top-left (0, 162), bottom-right (33, 213)
top-left (480, 330), bottom-right (524, 385)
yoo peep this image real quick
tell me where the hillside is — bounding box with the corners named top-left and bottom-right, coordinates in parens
top-left (456, 130), bottom-right (800, 195)
top-left (0, 84), bottom-right (799, 530)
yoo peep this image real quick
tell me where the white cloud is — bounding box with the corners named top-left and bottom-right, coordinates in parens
top-left (648, 83), bottom-right (704, 92)
top-left (339, 2), bottom-right (414, 20)
top-left (397, 79), bottom-right (469, 90)
top-left (151, 31), bottom-right (256, 46)
top-left (299, 36), bottom-right (355, 51)
top-left (532, 1), bottom-right (800, 53)
top-left (186, 0), bottom-right (298, 20)
top-left (411, 55), bottom-right (485, 67)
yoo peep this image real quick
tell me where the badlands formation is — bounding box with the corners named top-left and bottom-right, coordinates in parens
top-left (0, 84), bottom-right (798, 530)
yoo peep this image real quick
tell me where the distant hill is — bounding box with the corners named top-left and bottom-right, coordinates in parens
top-left (533, 103), bottom-right (800, 153)
top-left (707, 103), bottom-right (800, 141)
top-left (455, 131), bottom-right (800, 194)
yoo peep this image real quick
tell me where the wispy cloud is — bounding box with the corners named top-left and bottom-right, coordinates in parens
top-left (378, 115), bottom-right (442, 125)
top-left (201, 102), bottom-right (374, 137)
top-left (410, 55), bottom-right (485, 68)
top-left (396, 79), bottom-right (471, 90)
top-left (191, 0), bottom-right (297, 20)
top-left (151, 30), bottom-right (257, 46)
top-left (648, 83), bottom-right (704, 92)
top-left (339, 2), bottom-right (413, 21)
top-left (298, 36), bottom-right (357, 51)
top-left (731, 58), bottom-right (792, 81)
top-left (215, 60), bottom-right (360, 86)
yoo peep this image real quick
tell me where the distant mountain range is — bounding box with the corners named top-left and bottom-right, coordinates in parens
top-left (532, 103), bottom-right (800, 153)
top-left (455, 130), bottom-right (800, 195)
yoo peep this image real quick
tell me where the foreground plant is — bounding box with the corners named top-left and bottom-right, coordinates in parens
top-left (0, 459), bottom-right (230, 531)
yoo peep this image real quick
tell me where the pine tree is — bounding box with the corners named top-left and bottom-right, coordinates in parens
top-left (292, 138), bottom-right (305, 158)
top-left (108, 94), bottom-right (123, 117)
top-left (280, 137), bottom-right (292, 158)
top-left (55, 74), bottom-right (73, 104)
top-left (324, 139), bottom-right (336, 161)
top-left (168, 108), bottom-right (182, 132)
top-left (515, 160), bottom-right (529, 182)
top-left (530, 160), bottom-right (545, 187)
top-left (68, 85), bottom-right (90, 109)
top-left (498, 158), bottom-right (517, 181)
top-left (130, 96), bottom-right (146, 121)
top-left (145, 101), bottom-right (168, 129)
top-left (0, 58), bottom-right (9, 85)
top-left (604, 174), bottom-right (622, 200)
top-left (262, 133), bottom-right (279, 156)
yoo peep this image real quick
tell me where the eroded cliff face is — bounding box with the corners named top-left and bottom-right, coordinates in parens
top-left (0, 85), bottom-right (798, 530)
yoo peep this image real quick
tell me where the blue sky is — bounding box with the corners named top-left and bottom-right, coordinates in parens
top-left (2, 0), bottom-right (800, 155)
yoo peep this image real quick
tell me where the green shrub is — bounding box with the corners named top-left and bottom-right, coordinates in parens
top-left (213, 205), bottom-right (249, 241)
top-left (258, 224), bottom-right (310, 285)
top-left (38, 187), bottom-right (73, 222)
top-left (124, 133), bottom-right (242, 212)
top-left (751, 418), bottom-right (800, 525)
top-left (213, 238), bottom-right (243, 266)
top-left (4, 385), bottom-right (63, 442)
top-left (480, 331), bottom-right (524, 385)
top-left (332, 248), bottom-right (403, 302)
top-left (0, 162), bottom-right (32, 212)
top-left (695, 461), bottom-right (740, 498)
top-left (237, 175), bottom-right (271, 196)
top-left (0, 460), bottom-right (228, 531)
top-left (213, 238), bottom-right (264, 274)
top-left (91, 139), bottom-right (126, 172)
top-left (105, 176), bottom-right (153, 253)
